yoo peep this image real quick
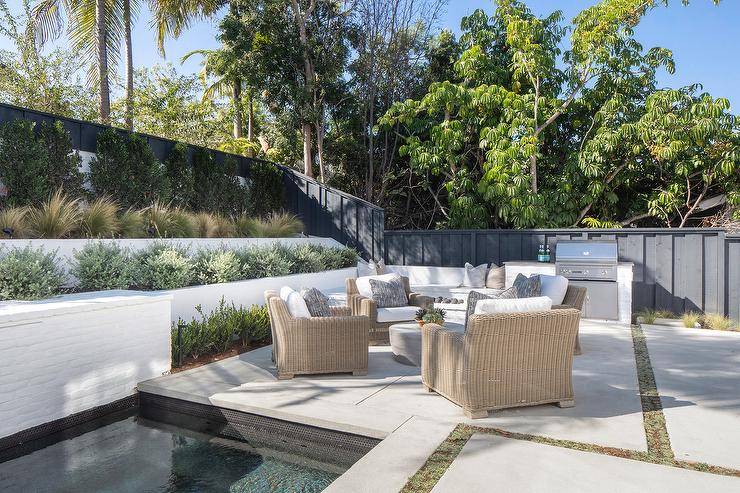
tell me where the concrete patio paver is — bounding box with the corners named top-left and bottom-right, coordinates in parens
top-left (359, 321), bottom-right (647, 450)
top-left (643, 325), bottom-right (740, 469)
top-left (431, 433), bottom-right (740, 493)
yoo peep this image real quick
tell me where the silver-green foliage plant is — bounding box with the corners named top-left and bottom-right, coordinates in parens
top-left (238, 244), bottom-right (294, 279)
top-left (132, 244), bottom-right (194, 290)
top-left (70, 242), bottom-right (134, 291)
top-left (291, 244), bottom-right (325, 274)
top-left (193, 249), bottom-right (242, 285)
top-left (0, 246), bottom-right (65, 300)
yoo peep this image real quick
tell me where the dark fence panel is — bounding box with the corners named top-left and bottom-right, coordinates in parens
top-left (384, 228), bottom-right (738, 319)
top-left (0, 102), bottom-right (382, 257)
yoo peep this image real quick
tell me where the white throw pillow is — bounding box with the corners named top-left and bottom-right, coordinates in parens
top-left (355, 273), bottom-right (401, 299)
top-left (474, 296), bottom-right (552, 315)
top-left (462, 263), bottom-right (488, 288)
top-left (357, 259), bottom-right (376, 277)
top-left (539, 274), bottom-right (569, 305)
top-left (279, 286), bottom-right (311, 318)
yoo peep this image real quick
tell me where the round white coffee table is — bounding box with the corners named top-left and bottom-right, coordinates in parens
top-left (389, 320), bottom-right (465, 366)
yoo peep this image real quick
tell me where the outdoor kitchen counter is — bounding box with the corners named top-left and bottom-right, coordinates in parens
top-left (504, 261), bottom-right (633, 325)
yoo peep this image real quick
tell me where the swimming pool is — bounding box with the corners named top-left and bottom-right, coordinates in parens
top-left (0, 401), bottom-right (369, 493)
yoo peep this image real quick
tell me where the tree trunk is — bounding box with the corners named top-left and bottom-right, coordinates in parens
top-left (366, 90), bottom-right (375, 201)
top-left (96, 0), bottom-right (110, 123)
top-left (232, 79), bottom-right (243, 139)
top-left (316, 120), bottom-right (325, 182)
top-left (247, 90), bottom-right (254, 142)
top-left (123, 0), bottom-right (134, 130)
top-left (302, 123), bottom-right (313, 177)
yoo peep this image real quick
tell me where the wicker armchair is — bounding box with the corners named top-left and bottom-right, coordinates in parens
top-left (421, 309), bottom-right (581, 419)
top-left (346, 276), bottom-right (432, 344)
top-left (552, 285), bottom-right (587, 355)
top-left (264, 291), bottom-right (370, 380)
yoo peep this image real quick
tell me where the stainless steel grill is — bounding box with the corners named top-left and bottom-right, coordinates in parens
top-left (555, 240), bottom-right (618, 281)
top-left (555, 240), bottom-right (619, 320)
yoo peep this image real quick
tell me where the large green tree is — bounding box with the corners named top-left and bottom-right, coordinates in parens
top-left (379, 0), bottom-right (738, 228)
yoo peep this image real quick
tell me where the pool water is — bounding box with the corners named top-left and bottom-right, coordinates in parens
top-left (0, 415), bottom-right (343, 493)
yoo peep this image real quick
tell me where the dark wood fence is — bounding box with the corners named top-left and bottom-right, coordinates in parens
top-left (0, 102), bottom-right (383, 259)
top-left (385, 228), bottom-right (739, 320)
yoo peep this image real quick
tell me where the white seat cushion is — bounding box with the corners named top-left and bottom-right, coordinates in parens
top-left (377, 306), bottom-right (419, 323)
top-left (474, 296), bottom-right (552, 315)
top-left (356, 273), bottom-right (401, 299)
top-left (385, 265), bottom-right (465, 287)
top-left (279, 286), bottom-right (311, 318)
top-left (539, 274), bottom-right (569, 305)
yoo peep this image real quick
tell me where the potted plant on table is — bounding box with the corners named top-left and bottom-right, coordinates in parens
top-left (415, 307), bottom-right (446, 327)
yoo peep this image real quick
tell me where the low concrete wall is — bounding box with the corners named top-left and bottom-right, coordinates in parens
top-left (0, 236), bottom-right (344, 283)
top-left (0, 291), bottom-right (172, 440)
top-left (169, 267), bottom-right (356, 322)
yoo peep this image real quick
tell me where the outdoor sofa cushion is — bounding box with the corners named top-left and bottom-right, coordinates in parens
top-left (280, 286), bottom-right (311, 318)
top-left (300, 287), bottom-right (332, 317)
top-left (369, 276), bottom-right (408, 308)
top-left (539, 274), bottom-right (569, 305)
top-left (462, 263), bottom-right (488, 288)
top-left (465, 287), bottom-right (518, 326)
top-left (513, 273), bottom-right (542, 298)
top-left (486, 264), bottom-right (506, 289)
top-left (474, 296), bottom-right (552, 315)
top-left (355, 273), bottom-right (401, 299)
top-left (376, 306), bottom-right (419, 323)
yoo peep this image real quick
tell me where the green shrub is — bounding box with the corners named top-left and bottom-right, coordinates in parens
top-left (319, 245), bottom-right (358, 270)
top-left (291, 244), bottom-right (324, 273)
top-left (131, 244), bottom-right (193, 290)
top-left (0, 120), bottom-right (84, 207)
top-left (238, 244), bottom-right (294, 279)
top-left (173, 299), bottom-right (270, 362)
top-left (191, 148), bottom-right (249, 215)
top-left (193, 249), bottom-right (242, 285)
top-left (248, 162), bottom-right (284, 216)
top-left (0, 246), bottom-right (65, 300)
top-left (89, 129), bottom-right (171, 209)
top-left (164, 143), bottom-right (195, 208)
top-left (70, 242), bottom-right (134, 291)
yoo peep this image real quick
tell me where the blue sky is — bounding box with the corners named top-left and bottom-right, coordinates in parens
top-left (2, 0), bottom-right (738, 109)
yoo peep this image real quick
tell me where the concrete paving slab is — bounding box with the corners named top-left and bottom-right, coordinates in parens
top-left (209, 386), bottom-right (412, 439)
top-left (324, 417), bottom-right (456, 493)
top-left (643, 325), bottom-right (740, 469)
top-left (360, 321), bottom-right (646, 451)
top-left (431, 433), bottom-right (740, 493)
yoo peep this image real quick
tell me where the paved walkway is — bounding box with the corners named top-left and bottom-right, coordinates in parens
top-left (139, 321), bottom-right (740, 492)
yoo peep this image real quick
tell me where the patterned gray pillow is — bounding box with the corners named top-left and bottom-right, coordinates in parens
top-left (369, 276), bottom-right (408, 308)
top-left (465, 287), bottom-right (518, 327)
top-left (513, 274), bottom-right (541, 298)
top-left (300, 287), bottom-right (332, 317)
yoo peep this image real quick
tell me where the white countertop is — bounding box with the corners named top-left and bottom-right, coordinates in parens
top-left (504, 261), bottom-right (634, 266)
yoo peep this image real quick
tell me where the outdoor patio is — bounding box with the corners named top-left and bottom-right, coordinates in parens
top-left (139, 321), bottom-right (740, 492)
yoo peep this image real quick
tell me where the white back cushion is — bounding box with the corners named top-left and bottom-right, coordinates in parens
top-left (279, 286), bottom-right (311, 318)
top-left (474, 296), bottom-right (552, 315)
top-left (355, 273), bottom-right (401, 299)
top-left (539, 274), bottom-right (569, 305)
top-left (357, 259), bottom-right (376, 277)
top-left (385, 265), bottom-right (466, 287)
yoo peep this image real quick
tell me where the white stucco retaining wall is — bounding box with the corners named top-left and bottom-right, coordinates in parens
top-left (0, 236), bottom-right (344, 283)
top-left (0, 291), bottom-right (172, 440)
top-left (168, 267), bottom-right (356, 322)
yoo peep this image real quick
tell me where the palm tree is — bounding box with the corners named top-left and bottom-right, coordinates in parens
top-left (150, 0), bottom-right (226, 55)
top-left (32, 0), bottom-right (128, 124)
top-left (182, 47), bottom-right (253, 142)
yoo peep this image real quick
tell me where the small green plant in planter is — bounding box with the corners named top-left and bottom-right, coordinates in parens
top-left (682, 312), bottom-right (701, 328)
top-left (416, 307), bottom-right (445, 326)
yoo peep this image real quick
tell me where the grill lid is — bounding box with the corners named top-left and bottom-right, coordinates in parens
top-left (555, 240), bottom-right (617, 265)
